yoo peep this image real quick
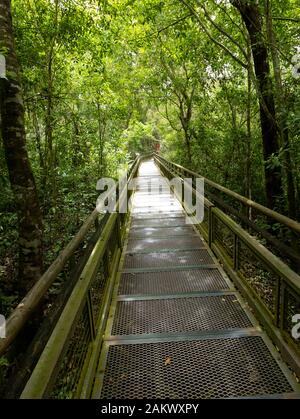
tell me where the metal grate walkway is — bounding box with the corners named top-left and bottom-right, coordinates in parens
top-left (92, 159), bottom-right (299, 399)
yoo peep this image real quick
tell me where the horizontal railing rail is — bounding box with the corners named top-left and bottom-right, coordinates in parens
top-left (154, 153), bottom-right (300, 271)
top-left (2, 215), bottom-right (110, 398)
top-left (154, 153), bottom-right (300, 377)
top-left (0, 156), bottom-right (139, 358)
top-left (19, 156), bottom-right (141, 399)
top-left (4, 152), bottom-right (300, 398)
top-left (0, 156), bottom-right (141, 399)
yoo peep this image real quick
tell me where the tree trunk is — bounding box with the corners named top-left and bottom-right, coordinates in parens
top-left (179, 96), bottom-right (193, 165)
top-left (31, 106), bottom-right (45, 171)
top-left (45, 55), bottom-right (54, 184)
top-left (245, 39), bottom-right (252, 208)
top-left (231, 0), bottom-right (283, 211)
top-left (265, 0), bottom-right (297, 220)
top-left (182, 127), bottom-right (192, 165)
top-left (0, 0), bottom-right (43, 293)
top-left (97, 102), bottom-right (106, 177)
top-left (44, 0), bottom-right (59, 196)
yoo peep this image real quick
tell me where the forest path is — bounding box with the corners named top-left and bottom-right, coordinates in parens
top-left (92, 159), bottom-right (299, 399)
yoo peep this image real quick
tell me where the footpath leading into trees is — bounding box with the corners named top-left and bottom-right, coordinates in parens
top-left (1, 154), bottom-right (299, 399)
top-left (90, 159), bottom-right (299, 399)
top-left (18, 157), bottom-right (300, 399)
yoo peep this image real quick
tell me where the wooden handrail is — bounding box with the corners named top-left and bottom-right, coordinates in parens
top-left (213, 207), bottom-right (300, 294)
top-left (154, 153), bottom-right (300, 235)
top-left (20, 213), bottom-right (119, 398)
top-left (154, 153), bottom-right (300, 377)
top-left (20, 157), bottom-right (141, 398)
top-left (0, 157), bottom-right (140, 357)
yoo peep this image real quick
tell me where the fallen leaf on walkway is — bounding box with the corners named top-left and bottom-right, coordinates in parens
top-left (164, 356), bottom-right (172, 366)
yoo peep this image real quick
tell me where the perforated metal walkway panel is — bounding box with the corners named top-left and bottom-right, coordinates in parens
top-left (100, 337), bottom-right (293, 399)
top-left (124, 249), bottom-right (214, 269)
top-left (92, 159), bottom-right (299, 399)
top-left (118, 269), bottom-right (229, 296)
top-left (111, 295), bottom-right (252, 336)
top-left (129, 225), bottom-right (196, 239)
top-left (131, 217), bottom-right (188, 228)
top-left (126, 236), bottom-right (204, 252)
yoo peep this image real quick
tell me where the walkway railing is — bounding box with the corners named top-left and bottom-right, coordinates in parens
top-left (154, 154), bottom-right (300, 271)
top-left (0, 156), bottom-right (141, 398)
top-left (1, 153), bottom-right (300, 398)
top-left (154, 153), bottom-right (300, 377)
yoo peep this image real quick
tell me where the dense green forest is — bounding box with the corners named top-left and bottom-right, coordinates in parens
top-left (0, 0), bottom-right (300, 310)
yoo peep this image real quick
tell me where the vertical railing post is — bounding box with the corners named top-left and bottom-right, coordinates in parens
top-left (274, 278), bottom-right (281, 327)
top-left (208, 206), bottom-right (214, 248)
top-left (116, 212), bottom-right (122, 250)
top-left (94, 215), bottom-right (99, 230)
top-left (103, 249), bottom-right (110, 278)
top-left (181, 178), bottom-right (185, 208)
top-left (69, 253), bottom-right (76, 272)
top-left (86, 291), bottom-right (96, 341)
top-left (233, 234), bottom-right (239, 270)
top-left (278, 281), bottom-right (285, 330)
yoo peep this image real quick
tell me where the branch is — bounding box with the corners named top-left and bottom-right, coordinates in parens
top-left (214, 1), bottom-right (248, 44)
top-left (137, 13), bottom-right (193, 43)
top-left (156, 13), bottom-right (193, 35)
top-left (198, 1), bottom-right (248, 60)
top-left (165, 103), bottom-right (181, 132)
top-left (180, 0), bottom-right (248, 69)
top-left (273, 17), bottom-right (300, 23)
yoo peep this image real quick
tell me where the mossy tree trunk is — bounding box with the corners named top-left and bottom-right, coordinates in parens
top-left (231, 0), bottom-right (283, 211)
top-left (0, 0), bottom-right (43, 293)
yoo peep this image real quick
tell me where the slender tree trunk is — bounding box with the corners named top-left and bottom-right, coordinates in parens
top-left (179, 98), bottom-right (193, 165)
top-left (32, 107), bottom-right (45, 171)
top-left (44, 0), bottom-right (59, 197)
top-left (245, 40), bottom-right (252, 203)
top-left (71, 116), bottom-right (81, 167)
top-left (223, 88), bottom-right (238, 187)
top-left (182, 127), bottom-right (192, 165)
top-left (265, 0), bottom-right (297, 220)
top-left (0, 0), bottom-right (43, 293)
top-left (231, 0), bottom-right (283, 211)
top-left (264, 1), bottom-right (300, 266)
top-left (45, 55), bottom-right (54, 179)
top-left (97, 102), bottom-right (106, 177)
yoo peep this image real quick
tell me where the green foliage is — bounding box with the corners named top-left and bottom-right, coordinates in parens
top-left (0, 290), bottom-right (17, 317)
top-left (0, 358), bottom-right (8, 368)
top-left (1, 0), bottom-right (300, 305)
top-left (265, 153), bottom-right (283, 171)
top-left (0, 357), bottom-right (9, 392)
top-left (122, 121), bottom-right (158, 155)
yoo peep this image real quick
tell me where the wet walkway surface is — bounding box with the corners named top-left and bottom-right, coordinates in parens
top-left (92, 160), bottom-right (299, 399)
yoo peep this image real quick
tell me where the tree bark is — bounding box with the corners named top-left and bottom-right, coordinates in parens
top-left (97, 101), bottom-right (106, 177)
top-left (31, 106), bottom-right (45, 171)
top-left (179, 104), bottom-right (192, 165)
top-left (231, 0), bottom-right (283, 211)
top-left (245, 38), bottom-right (252, 205)
top-left (0, 0), bottom-right (43, 293)
top-left (45, 55), bottom-right (54, 176)
top-left (264, 0), bottom-right (297, 220)
top-left (178, 88), bottom-right (194, 165)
